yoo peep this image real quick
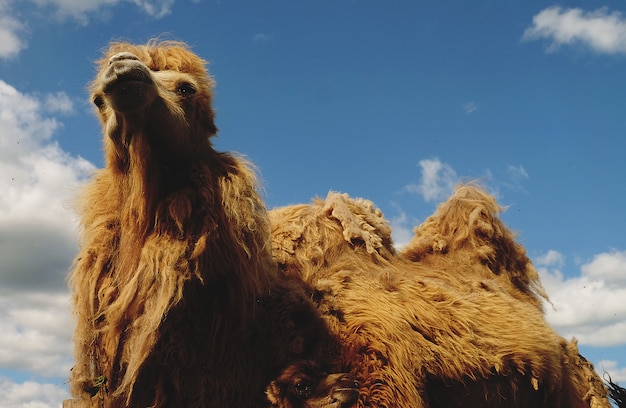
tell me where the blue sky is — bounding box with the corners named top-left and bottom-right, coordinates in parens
top-left (1, 1), bottom-right (625, 406)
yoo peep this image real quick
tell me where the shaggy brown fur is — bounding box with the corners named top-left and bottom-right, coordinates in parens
top-left (401, 183), bottom-right (548, 309)
top-left (402, 184), bottom-right (609, 407)
top-left (271, 193), bottom-right (396, 283)
top-left (69, 41), bottom-right (334, 407)
top-left (266, 360), bottom-right (359, 408)
top-left (269, 190), bottom-right (611, 408)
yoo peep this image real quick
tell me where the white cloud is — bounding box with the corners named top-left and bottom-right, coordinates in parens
top-left (0, 292), bottom-right (74, 378)
top-left (582, 251), bottom-right (626, 284)
top-left (536, 249), bottom-right (565, 269)
top-left (405, 158), bottom-right (458, 203)
top-left (0, 80), bottom-right (94, 292)
top-left (0, 79), bottom-right (94, 404)
top-left (0, 1), bottom-right (28, 59)
top-left (536, 250), bottom-right (626, 347)
top-left (523, 6), bottom-right (626, 55)
top-left (0, 377), bottom-right (69, 408)
top-left (131, 0), bottom-right (175, 18)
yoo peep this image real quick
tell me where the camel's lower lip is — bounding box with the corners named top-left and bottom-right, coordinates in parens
top-left (103, 78), bottom-right (157, 114)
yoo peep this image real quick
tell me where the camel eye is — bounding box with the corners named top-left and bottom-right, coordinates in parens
top-left (93, 95), bottom-right (105, 109)
top-left (293, 379), bottom-right (312, 399)
top-left (177, 82), bottom-right (196, 97)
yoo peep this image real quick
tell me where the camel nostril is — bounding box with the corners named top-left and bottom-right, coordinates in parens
top-left (109, 52), bottom-right (140, 65)
top-left (339, 374), bottom-right (356, 384)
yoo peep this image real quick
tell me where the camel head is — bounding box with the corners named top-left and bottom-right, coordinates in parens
top-left (266, 360), bottom-right (360, 408)
top-left (90, 41), bottom-right (217, 172)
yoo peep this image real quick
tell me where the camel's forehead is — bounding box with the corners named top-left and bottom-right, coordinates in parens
top-left (270, 204), bottom-right (316, 220)
top-left (100, 42), bottom-right (209, 76)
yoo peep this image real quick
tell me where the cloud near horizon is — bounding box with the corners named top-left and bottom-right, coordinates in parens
top-left (0, 377), bottom-right (69, 408)
top-left (0, 79), bottom-right (94, 406)
top-left (536, 249), bottom-right (626, 347)
top-left (0, 80), bottom-right (94, 292)
top-left (523, 6), bottom-right (626, 55)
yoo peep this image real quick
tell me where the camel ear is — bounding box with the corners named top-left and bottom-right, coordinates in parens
top-left (322, 192), bottom-right (394, 257)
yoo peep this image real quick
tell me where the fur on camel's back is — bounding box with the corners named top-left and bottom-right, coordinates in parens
top-left (401, 183), bottom-right (548, 309)
top-left (69, 41), bottom-right (335, 407)
top-left (269, 187), bottom-right (611, 408)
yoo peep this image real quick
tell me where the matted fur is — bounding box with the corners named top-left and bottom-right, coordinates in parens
top-left (271, 192), bottom-right (396, 284)
top-left (269, 190), bottom-right (611, 407)
top-left (401, 183), bottom-right (548, 309)
top-left (69, 41), bottom-right (333, 407)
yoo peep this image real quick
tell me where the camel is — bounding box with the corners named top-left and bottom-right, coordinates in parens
top-left (68, 41), bottom-right (336, 407)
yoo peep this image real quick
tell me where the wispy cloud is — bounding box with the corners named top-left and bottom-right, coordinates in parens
top-left (403, 159), bottom-right (530, 203)
top-left (501, 164), bottom-right (530, 193)
top-left (506, 164), bottom-right (529, 182)
top-left (405, 158), bottom-right (458, 203)
top-left (43, 92), bottom-right (75, 115)
top-left (131, 0), bottom-right (176, 18)
top-left (536, 249), bottom-right (626, 347)
top-left (253, 33), bottom-right (271, 42)
top-left (463, 101), bottom-right (479, 114)
top-left (33, 0), bottom-right (176, 21)
top-left (523, 6), bottom-right (626, 55)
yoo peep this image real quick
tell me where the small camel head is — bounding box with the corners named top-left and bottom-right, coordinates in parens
top-left (267, 360), bottom-right (360, 408)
